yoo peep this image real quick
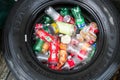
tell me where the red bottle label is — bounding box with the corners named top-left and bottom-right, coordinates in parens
top-left (77, 50), bottom-right (87, 61)
top-left (35, 23), bottom-right (43, 30)
top-left (36, 29), bottom-right (54, 43)
top-left (48, 40), bottom-right (59, 65)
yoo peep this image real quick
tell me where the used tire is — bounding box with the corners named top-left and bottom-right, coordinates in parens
top-left (111, 0), bottom-right (120, 12)
top-left (3, 0), bottom-right (120, 80)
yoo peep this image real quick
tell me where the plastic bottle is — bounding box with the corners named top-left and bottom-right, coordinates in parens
top-left (71, 6), bottom-right (86, 30)
top-left (36, 29), bottom-right (54, 43)
top-left (42, 42), bottom-right (49, 53)
top-left (36, 54), bottom-right (48, 61)
top-left (33, 39), bottom-right (44, 53)
top-left (45, 6), bottom-right (63, 21)
top-left (48, 38), bottom-right (59, 67)
top-left (56, 50), bottom-right (68, 70)
top-left (56, 21), bottom-right (75, 36)
top-left (62, 55), bottom-right (82, 69)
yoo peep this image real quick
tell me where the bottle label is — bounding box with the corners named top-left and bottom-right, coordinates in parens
top-left (35, 24), bottom-right (43, 30)
top-left (56, 21), bottom-right (74, 36)
top-left (36, 29), bottom-right (54, 43)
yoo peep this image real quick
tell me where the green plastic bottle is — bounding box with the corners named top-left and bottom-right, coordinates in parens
top-left (71, 6), bottom-right (86, 30)
top-left (60, 8), bottom-right (70, 16)
top-left (86, 43), bottom-right (96, 62)
top-left (33, 39), bottom-right (44, 53)
top-left (43, 16), bottom-right (53, 24)
top-left (33, 24), bottom-right (51, 53)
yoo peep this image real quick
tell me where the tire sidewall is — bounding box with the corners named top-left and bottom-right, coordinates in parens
top-left (3, 0), bottom-right (120, 80)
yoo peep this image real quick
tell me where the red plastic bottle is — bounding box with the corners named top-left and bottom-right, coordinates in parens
top-left (48, 38), bottom-right (59, 69)
top-left (36, 29), bottom-right (54, 43)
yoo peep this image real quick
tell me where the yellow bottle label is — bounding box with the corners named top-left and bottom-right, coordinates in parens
top-left (51, 23), bottom-right (59, 34)
top-left (56, 21), bottom-right (74, 36)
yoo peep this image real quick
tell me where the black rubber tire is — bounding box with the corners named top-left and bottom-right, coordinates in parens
top-left (2, 0), bottom-right (120, 80)
top-left (111, 0), bottom-right (120, 12)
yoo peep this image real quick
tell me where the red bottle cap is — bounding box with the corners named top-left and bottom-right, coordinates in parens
top-left (94, 29), bottom-right (99, 34)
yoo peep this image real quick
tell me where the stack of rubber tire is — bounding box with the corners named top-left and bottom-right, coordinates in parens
top-left (2, 0), bottom-right (120, 80)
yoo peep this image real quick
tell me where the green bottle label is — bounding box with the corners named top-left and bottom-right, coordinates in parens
top-left (71, 6), bottom-right (85, 29)
top-left (76, 17), bottom-right (85, 25)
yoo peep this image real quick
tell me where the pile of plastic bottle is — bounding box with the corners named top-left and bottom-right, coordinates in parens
top-left (33, 6), bottom-right (99, 70)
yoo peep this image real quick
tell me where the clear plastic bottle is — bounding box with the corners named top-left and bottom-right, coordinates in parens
top-left (62, 55), bottom-right (82, 69)
top-left (45, 7), bottom-right (63, 21)
top-left (36, 54), bottom-right (48, 61)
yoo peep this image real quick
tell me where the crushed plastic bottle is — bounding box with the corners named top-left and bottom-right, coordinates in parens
top-left (45, 6), bottom-right (63, 21)
top-left (56, 50), bottom-right (68, 70)
top-left (37, 54), bottom-right (48, 61)
top-left (48, 38), bottom-right (59, 68)
top-left (36, 29), bottom-right (54, 43)
top-left (48, 23), bottom-right (59, 34)
top-left (62, 55), bottom-right (82, 69)
top-left (33, 39), bottom-right (44, 53)
top-left (71, 6), bottom-right (86, 30)
top-left (60, 8), bottom-right (75, 24)
top-left (56, 21), bottom-right (75, 36)
top-left (80, 23), bottom-right (98, 44)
